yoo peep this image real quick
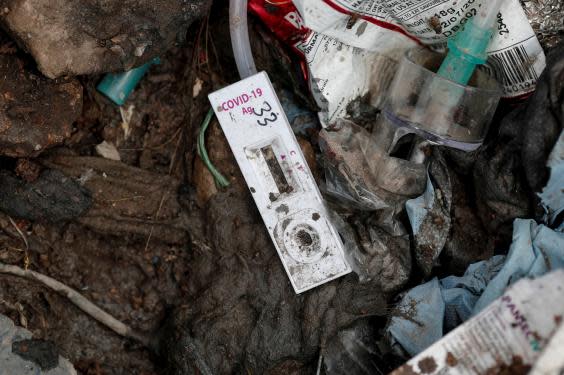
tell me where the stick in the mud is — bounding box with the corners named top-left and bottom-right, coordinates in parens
top-left (0, 262), bottom-right (151, 347)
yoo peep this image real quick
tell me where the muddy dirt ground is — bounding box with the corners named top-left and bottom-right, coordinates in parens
top-left (0, 4), bottom-right (257, 373)
top-left (0, 1), bottom-right (560, 373)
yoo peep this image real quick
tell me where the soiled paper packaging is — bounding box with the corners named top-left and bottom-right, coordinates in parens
top-left (389, 270), bottom-right (564, 375)
top-left (250, 0), bottom-right (547, 126)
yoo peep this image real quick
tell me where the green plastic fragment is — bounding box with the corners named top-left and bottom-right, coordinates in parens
top-left (97, 57), bottom-right (161, 106)
top-left (437, 19), bottom-right (494, 85)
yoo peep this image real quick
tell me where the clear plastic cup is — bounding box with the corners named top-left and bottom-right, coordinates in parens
top-left (381, 47), bottom-right (502, 151)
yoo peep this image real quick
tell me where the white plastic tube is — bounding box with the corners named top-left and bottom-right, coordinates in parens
top-left (229, 0), bottom-right (257, 79)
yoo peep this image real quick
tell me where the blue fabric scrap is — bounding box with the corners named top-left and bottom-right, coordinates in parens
top-left (405, 174), bottom-right (434, 236)
top-left (473, 219), bottom-right (564, 313)
top-left (538, 130), bottom-right (564, 226)
top-left (387, 218), bottom-right (564, 356)
top-left (278, 89), bottom-right (318, 136)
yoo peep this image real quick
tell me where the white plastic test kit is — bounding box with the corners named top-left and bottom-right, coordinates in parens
top-left (208, 72), bottom-right (351, 293)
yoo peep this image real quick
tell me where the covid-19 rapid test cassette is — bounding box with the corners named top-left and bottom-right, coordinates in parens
top-left (208, 72), bottom-right (351, 293)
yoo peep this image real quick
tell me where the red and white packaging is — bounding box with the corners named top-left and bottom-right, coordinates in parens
top-left (250, 0), bottom-right (546, 126)
top-left (248, 0), bottom-right (308, 48)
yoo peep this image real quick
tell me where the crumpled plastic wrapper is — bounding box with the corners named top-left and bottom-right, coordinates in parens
top-left (522, 0), bottom-right (564, 49)
top-left (319, 120), bottom-right (427, 211)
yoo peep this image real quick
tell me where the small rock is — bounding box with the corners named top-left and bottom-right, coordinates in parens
top-left (0, 0), bottom-right (211, 78)
top-left (95, 140), bottom-right (121, 161)
top-left (0, 54), bottom-right (82, 157)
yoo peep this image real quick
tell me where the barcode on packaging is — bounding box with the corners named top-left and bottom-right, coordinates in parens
top-left (483, 38), bottom-right (543, 97)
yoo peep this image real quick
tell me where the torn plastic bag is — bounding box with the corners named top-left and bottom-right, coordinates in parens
top-left (473, 44), bottom-right (564, 240)
top-left (161, 185), bottom-right (390, 374)
top-left (390, 270), bottom-right (564, 375)
top-left (323, 45), bottom-right (499, 274)
top-left (538, 130), bottom-right (564, 227)
top-left (387, 218), bottom-right (564, 356)
top-left (320, 119), bottom-right (426, 211)
top-left (322, 320), bottom-right (382, 375)
top-left (329, 201), bottom-right (412, 292)
top-left (406, 152), bottom-right (452, 276)
top-left (0, 169), bottom-right (92, 223)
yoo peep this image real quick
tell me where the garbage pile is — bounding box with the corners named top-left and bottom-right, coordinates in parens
top-left (0, 0), bottom-right (561, 374)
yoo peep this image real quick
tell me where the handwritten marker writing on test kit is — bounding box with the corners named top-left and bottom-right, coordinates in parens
top-left (208, 72), bottom-right (351, 294)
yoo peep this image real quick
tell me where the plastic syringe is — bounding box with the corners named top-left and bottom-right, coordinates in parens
top-left (407, 0), bottom-right (504, 149)
top-left (437, 0), bottom-right (504, 85)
